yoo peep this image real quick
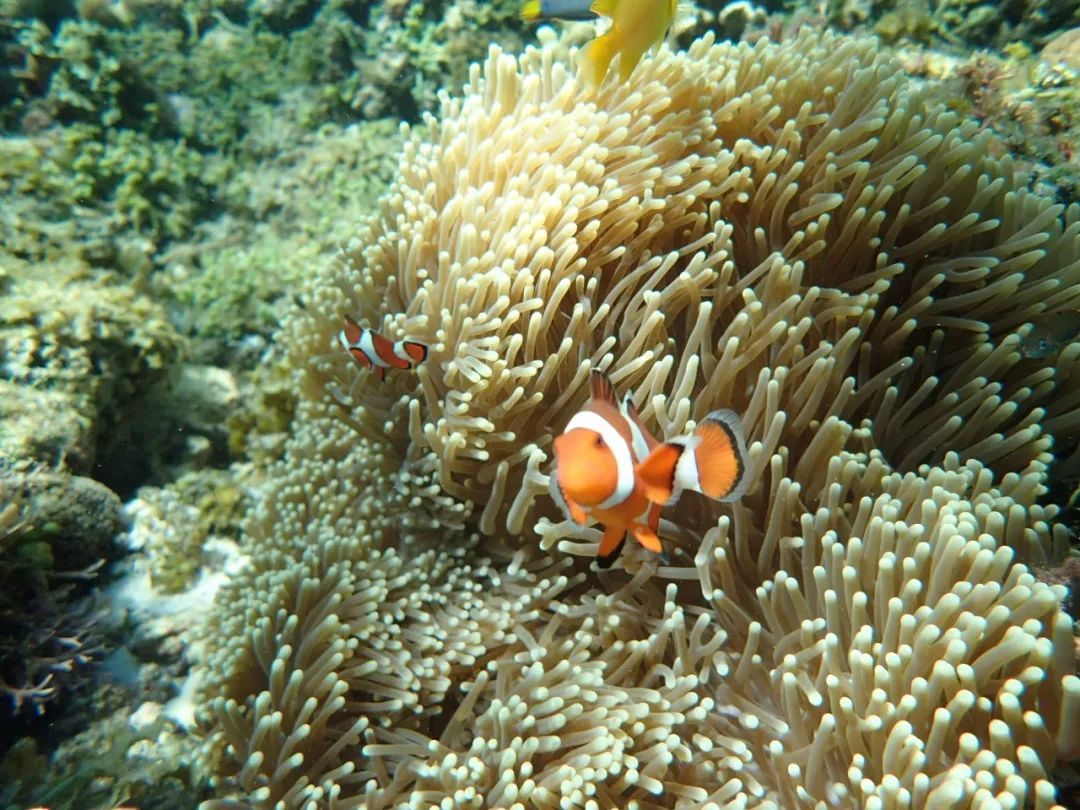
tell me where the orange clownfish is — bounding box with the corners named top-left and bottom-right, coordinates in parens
top-left (549, 370), bottom-right (750, 568)
top-left (521, 0), bottom-right (677, 86)
top-left (338, 315), bottom-right (428, 382)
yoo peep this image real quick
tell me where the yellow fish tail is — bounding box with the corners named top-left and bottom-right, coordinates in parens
top-left (618, 38), bottom-right (652, 82)
top-left (579, 33), bottom-right (618, 86)
top-left (521, 0), bottom-right (542, 21)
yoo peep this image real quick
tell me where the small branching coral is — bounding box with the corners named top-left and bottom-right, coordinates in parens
top-left (0, 469), bottom-right (108, 716)
top-left (197, 29), bottom-right (1080, 809)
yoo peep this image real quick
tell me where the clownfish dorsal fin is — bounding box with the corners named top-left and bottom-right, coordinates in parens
top-left (589, 369), bottom-right (619, 407)
top-left (342, 314), bottom-right (364, 345)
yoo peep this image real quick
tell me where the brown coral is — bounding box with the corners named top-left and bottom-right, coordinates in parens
top-left (196, 29), bottom-right (1080, 809)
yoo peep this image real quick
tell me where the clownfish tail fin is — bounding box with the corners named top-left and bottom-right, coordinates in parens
top-left (636, 442), bottom-right (683, 505)
top-left (402, 340), bottom-right (428, 364)
top-left (692, 409), bottom-right (750, 502)
top-left (521, 0), bottom-right (542, 21)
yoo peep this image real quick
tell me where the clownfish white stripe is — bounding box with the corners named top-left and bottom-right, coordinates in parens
top-left (622, 394), bottom-right (650, 462)
top-left (565, 410), bottom-right (635, 510)
top-left (670, 435), bottom-right (699, 504)
top-left (356, 329), bottom-right (386, 367)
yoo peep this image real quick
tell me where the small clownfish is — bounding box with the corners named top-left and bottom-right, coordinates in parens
top-left (522, 0), bottom-right (677, 86)
top-left (338, 315), bottom-right (428, 382)
top-left (549, 370), bottom-right (750, 568)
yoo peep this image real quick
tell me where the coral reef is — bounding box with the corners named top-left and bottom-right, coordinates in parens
top-left (931, 0), bottom-right (1080, 48)
top-left (195, 29), bottom-right (1080, 808)
top-left (0, 18), bottom-right (222, 259)
top-left (0, 467), bottom-right (118, 717)
top-left (164, 119), bottom-right (404, 365)
top-left (130, 467), bottom-right (250, 595)
top-left (882, 38), bottom-right (1080, 220)
top-left (814, 0), bottom-right (1080, 48)
top-left (0, 263), bottom-right (182, 492)
top-left (0, 699), bottom-right (206, 809)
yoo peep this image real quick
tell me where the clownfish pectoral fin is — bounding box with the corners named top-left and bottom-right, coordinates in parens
top-left (589, 369), bottom-right (619, 407)
top-left (549, 466), bottom-right (590, 525)
top-left (631, 523), bottom-right (668, 563)
top-left (348, 347), bottom-right (373, 370)
top-left (341, 314), bottom-right (364, 347)
top-left (636, 442), bottom-right (683, 505)
top-left (692, 410), bottom-right (750, 502)
top-left (596, 524), bottom-right (627, 569)
top-left (567, 495), bottom-right (588, 525)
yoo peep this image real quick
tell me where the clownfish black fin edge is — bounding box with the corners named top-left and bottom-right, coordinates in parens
top-left (596, 527), bottom-right (627, 569)
top-left (697, 409), bottom-right (751, 503)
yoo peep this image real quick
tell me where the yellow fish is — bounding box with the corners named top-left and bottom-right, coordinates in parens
top-left (522, 0), bottom-right (677, 85)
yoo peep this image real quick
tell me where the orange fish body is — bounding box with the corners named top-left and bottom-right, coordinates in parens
top-left (550, 370), bottom-right (749, 568)
top-left (338, 315), bottom-right (428, 382)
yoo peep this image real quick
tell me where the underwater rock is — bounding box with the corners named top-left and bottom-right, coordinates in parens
top-left (1042, 26), bottom-right (1080, 71)
top-left (17, 472), bottom-right (123, 571)
top-left (0, 380), bottom-right (93, 473)
top-left (5, 700), bottom-right (205, 810)
top-left (168, 365), bottom-right (239, 472)
top-left (0, 264), bottom-right (183, 495)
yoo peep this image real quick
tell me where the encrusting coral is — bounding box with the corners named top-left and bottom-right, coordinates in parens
top-left (196, 28), bottom-right (1080, 809)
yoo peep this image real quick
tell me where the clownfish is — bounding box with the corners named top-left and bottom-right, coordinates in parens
top-left (521, 0), bottom-right (677, 85)
top-left (549, 370), bottom-right (750, 568)
top-left (338, 315), bottom-right (428, 382)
